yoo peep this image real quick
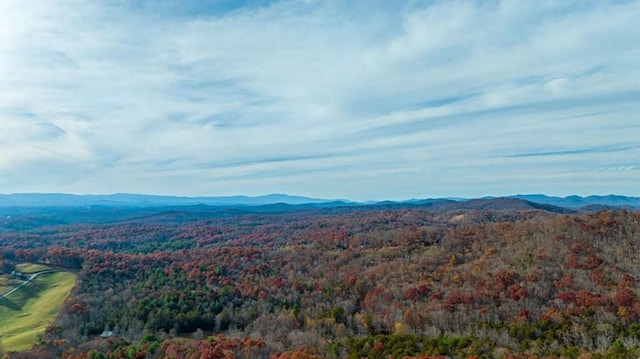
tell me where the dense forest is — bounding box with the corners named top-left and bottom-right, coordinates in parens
top-left (0, 206), bottom-right (638, 358)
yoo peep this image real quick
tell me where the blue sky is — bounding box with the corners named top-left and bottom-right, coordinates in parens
top-left (0, 0), bottom-right (638, 201)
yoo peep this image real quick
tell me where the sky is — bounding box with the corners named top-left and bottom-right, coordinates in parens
top-left (0, 0), bottom-right (638, 201)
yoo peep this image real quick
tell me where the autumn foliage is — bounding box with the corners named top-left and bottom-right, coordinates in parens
top-left (0, 208), bottom-right (638, 358)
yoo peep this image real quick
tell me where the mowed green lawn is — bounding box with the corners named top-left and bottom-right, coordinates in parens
top-left (15, 263), bottom-right (52, 274)
top-left (0, 275), bottom-right (13, 296)
top-left (0, 271), bottom-right (76, 352)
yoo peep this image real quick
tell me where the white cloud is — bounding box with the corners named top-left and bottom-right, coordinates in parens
top-left (0, 0), bottom-right (638, 200)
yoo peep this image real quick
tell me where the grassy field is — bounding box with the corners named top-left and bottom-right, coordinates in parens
top-left (0, 274), bottom-right (13, 296)
top-left (15, 263), bottom-right (52, 274)
top-left (0, 271), bottom-right (76, 352)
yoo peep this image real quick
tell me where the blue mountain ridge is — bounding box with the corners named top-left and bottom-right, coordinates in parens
top-left (0, 193), bottom-right (348, 207)
top-left (0, 193), bottom-right (637, 209)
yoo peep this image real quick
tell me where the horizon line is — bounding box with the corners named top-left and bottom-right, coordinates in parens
top-left (1, 191), bottom-right (639, 203)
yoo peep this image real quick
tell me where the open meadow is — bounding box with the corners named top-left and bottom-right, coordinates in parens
top-left (0, 271), bottom-right (76, 352)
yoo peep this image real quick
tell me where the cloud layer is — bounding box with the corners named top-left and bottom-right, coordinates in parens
top-left (1, 0), bottom-right (638, 200)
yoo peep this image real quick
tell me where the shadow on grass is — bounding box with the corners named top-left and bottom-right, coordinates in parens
top-left (18, 283), bottom-right (40, 298)
top-left (0, 297), bottom-right (21, 311)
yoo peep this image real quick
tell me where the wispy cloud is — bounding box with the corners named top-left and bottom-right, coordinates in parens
top-left (0, 0), bottom-right (638, 200)
top-left (504, 144), bottom-right (640, 158)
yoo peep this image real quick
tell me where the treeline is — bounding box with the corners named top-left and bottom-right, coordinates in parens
top-left (0, 209), bottom-right (638, 358)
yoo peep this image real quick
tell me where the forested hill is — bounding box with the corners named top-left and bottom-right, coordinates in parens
top-left (0, 206), bottom-right (638, 358)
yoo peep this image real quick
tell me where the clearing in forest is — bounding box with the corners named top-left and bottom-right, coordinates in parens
top-left (15, 263), bottom-right (53, 274)
top-left (0, 271), bottom-right (76, 352)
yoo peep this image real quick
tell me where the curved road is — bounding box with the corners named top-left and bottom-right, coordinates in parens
top-left (0, 270), bottom-right (58, 300)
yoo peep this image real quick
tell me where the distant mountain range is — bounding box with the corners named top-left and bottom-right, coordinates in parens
top-left (508, 194), bottom-right (640, 209)
top-left (0, 193), bottom-right (637, 231)
top-left (0, 193), bottom-right (344, 208)
top-left (0, 193), bottom-right (637, 210)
